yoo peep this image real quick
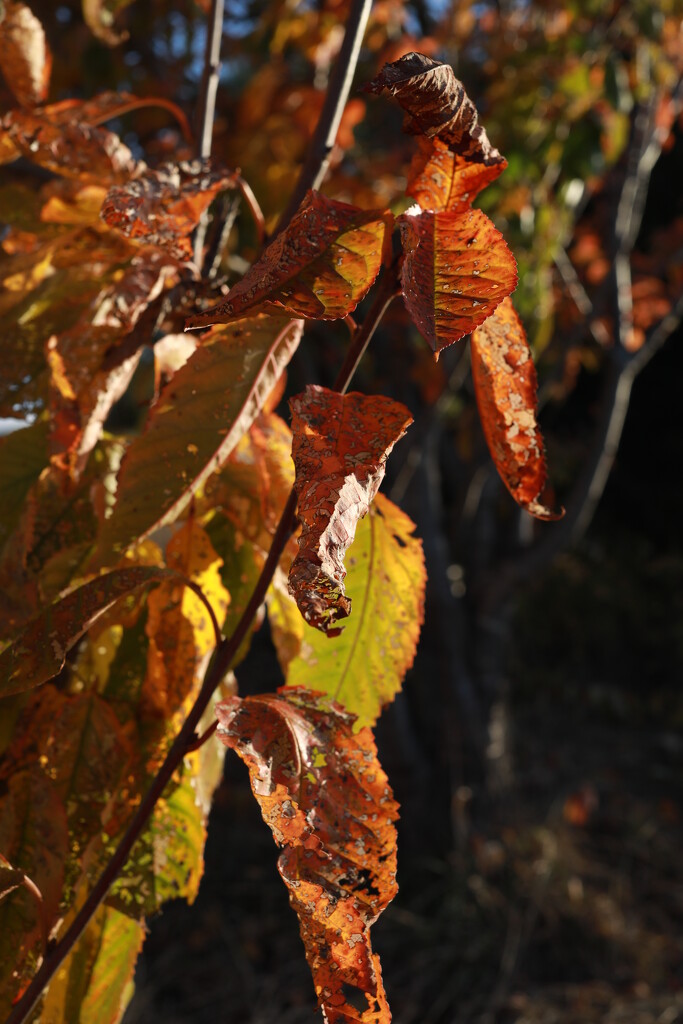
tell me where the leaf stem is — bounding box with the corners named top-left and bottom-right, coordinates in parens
top-left (274, 0), bottom-right (373, 235)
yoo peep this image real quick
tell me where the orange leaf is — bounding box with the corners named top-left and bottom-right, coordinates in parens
top-left (288, 386), bottom-right (412, 636)
top-left (400, 207), bottom-right (518, 356)
top-left (186, 190), bottom-right (392, 329)
top-left (366, 51), bottom-right (506, 212)
top-left (0, 1), bottom-right (52, 108)
top-left (82, 0), bottom-right (133, 46)
top-left (216, 687), bottom-right (398, 1024)
top-left (470, 297), bottom-right (562, 520)
top-left (101, 160), bottom-right (238, 260)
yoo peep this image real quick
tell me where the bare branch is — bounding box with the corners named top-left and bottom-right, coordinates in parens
top-left (192, 0), bottom-right (226, 267)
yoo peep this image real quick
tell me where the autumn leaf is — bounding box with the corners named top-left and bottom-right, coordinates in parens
top-left (0, 420), bottom-right (48, 551)
top-left (101, 160), bottom-right (238, 261)
top-left (470, 297), bottom-right (561, 520)
top-left (185, 190), bottom-right (392, 329)
top-left (0, 771), bottom-right (69, 1009)
top-left (285, 493), bottom-right (425, 728)
top-left (0, 1), bottom-right (52, 108)
top-left (0, 566), bottom-right (174, 697)
top-left (82, 0), bottom-right (135, 45)
top-left (216, 688), bottom-right (398, 1024)
top-left (366, 51), bottom-right (506, 212)
top-left (95, 316), bottom-right (302, 563)
top-left (399, 206), bottom-right (518, 356)
top-left (288, 385), bottom-right (412, 636)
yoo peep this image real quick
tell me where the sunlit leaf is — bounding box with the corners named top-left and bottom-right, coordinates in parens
top-left (142, 520), bottom-right (228, 719)
top-left (102, 159), bottom-right (238, 260)
top-left (95, 316), bottom-right (302, 562)
top-left (399, 206), bottom-right (518, 356)
top-left (39, 901), bottom-right (142, 1024)
top-left (366, 51), bottom-right (506, 212)
top-left (186, 190), bottom-right (392, 328)
top-left (288, 386), bottom-right (412, 636)
top-left (216, 687), bottom-right (398, 1024)
top-left (0, 771), bottom-right (69, 1010)
top-left (285, 493), bottom-right (425, 728)
top-left (0, 566), bottom-right (173, 697)
top-left (82, 0), bottom-right (135, 46)
top-left (0, 1), bottom-right (52, 107)
top-left (470, 297), bottom-right (561, 520)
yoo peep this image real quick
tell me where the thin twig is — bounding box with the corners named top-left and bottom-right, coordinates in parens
top-left (274, 0), bottom-right (373, 235)
top-left (19, 875), bottom-right (48, 959)
top-left (193, 0), bottom-right (226, 267)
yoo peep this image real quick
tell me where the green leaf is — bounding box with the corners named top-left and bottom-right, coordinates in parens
top-left (0, 566), bottom-right (173, 697)
top-left (283, 494), bottom-right (426, 728)
top-left (95, 316), bottom-right (302, 563)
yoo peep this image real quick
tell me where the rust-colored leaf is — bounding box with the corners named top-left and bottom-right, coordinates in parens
top-left (216, 687), bottom-right (398, 1024)
top-left (0, 1), bottom-right (52, 107)
top-left (470, 297), bottom-right (562, 520)
top-left (0, 566), bottom-right (173, 697)
top-left (101, 160), bottom-right (238, 260)
top-left (288, 386), bottom-right (412, 636)
top-left (399, 207), bottom-right (518, 356)
top-left (82, 0), bottom-right (134, 46)
top-left (186, 190), bottom-right (392, 329)
top-left (366, 52), bottom-right (506, 212)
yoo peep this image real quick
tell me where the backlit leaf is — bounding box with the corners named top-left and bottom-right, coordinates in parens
top-left (216, 687), bottom-right (398, 1024)
top-left (95, 316), bottom-right (302, 561)
top-left (0, 771), bottom-right (69, 1010)
top-left (288, 386), bottom-right (412, 636)
top-left (367, 52), bottom-right (506, 212)
top-left (0, 566), bottom-right (173, 697)
top-left (39, 901), bottom-right (142, 1024)
top-left (102, 160), bottom-right (238, 260)
top-left (399, 207), bottom-right (518, 356)
top-left (82, 0), bottom-right (135, 46)
top-left (470, 297), bottom-right (561, 520)
top-left (286, 493), bottom-right (425, 728)
top-left (185, 190), bottom-right (391, 328)
top-left (0, 1), bottom-right (52, 107)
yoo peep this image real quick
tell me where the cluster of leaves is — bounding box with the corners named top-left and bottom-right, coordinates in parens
top-left (3, 0), bottom-right (679, 1021)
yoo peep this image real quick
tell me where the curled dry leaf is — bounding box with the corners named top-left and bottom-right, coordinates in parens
top-left (186, 190), bottom-right (392, 329)
top-left (366, 51), bottom-right (506, 212)
top-left (82, 0), bottom-right (134, 46)
top-left (400, 206), bottom-right (518, 356)
top-left (289, 386), bottom-right (412, 636)
top-left (471, 297), bottom-right (562, 520)
top-left (0, 1), bottom-right (52, 107)
top-left (216, 687), bottom-right (398, 1024)
top-left (102, 160), bottom-right (238, 261)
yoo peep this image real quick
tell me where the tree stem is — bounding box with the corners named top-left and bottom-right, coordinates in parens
top-left (193, 0), bottom-right (226, 266)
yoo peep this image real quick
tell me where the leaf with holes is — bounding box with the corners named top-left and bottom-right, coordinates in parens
top-left (216, 687), bottom-right (398, 1024)
top-left (367, 51), bottom-right (506, 212)
top-left (95, 316), bottom-right (302, 563)
top-left (285, 493), bottom-right (425, 728)
top-left (0, 566), bottom-right (173, 697)
top-left (288, 386), bottom-right (412, 636)
top-left (186, 191), bottom-right (392, 328)
top-left (470, 297), bottom-right (562, 520)
top-left (0, 1), bottom-right (52, 107)
top-left (399, 207), bottom-right (517, 356)
top-left (102, 160), bottom-right (238, 260)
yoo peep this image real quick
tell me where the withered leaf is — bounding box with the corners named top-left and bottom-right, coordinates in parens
top-left (216, 687), bottom-right (398, 1024)
top-left (0, 1), bottom-right (52, 107)
top-left (470, 297), bottom-right (562, 520)
top-left (186, 190), bottom-right (392, 329)
top-left (366, 52), bottom-right (505, 212)
top-left (399, 207), bottom-right (518, 356)
top-left (102, 160), bottom-right (238, 261)
top-left (82, 0), bottom-right (134, 46)
top-left (288, 386), bottom-right (412, 636)
top-left (0, 565), bottom-right (174, 697)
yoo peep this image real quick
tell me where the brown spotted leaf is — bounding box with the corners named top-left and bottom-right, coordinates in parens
top-left (0, 565), bottom-right (173, 697)
top-left (288, 386), bottom-right (412, 636)
top-left (366, 51), bottom-right (506, 212)
top-left (216, 687), bottom-right (398, 1024)
top-left (470, 297), bottom-right (562, 520)
top-left (399, 207), bottom-right (518, 356)
top-left (101, 160), bottom-right (238, 260)
top-left (186, 191), bottom-right (392, 329)
top-left (0, 1), bottom-right (52, 107)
